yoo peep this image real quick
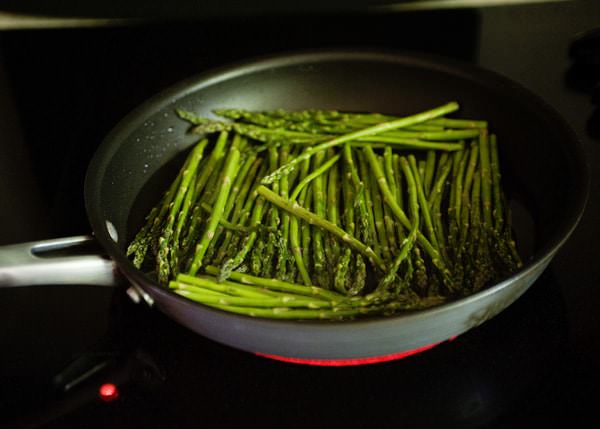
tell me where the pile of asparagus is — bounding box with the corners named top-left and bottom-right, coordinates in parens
top-left (126, 102), bottom-right (522, 320)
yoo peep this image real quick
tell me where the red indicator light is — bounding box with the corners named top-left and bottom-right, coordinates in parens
top-left (98, 383), bottom-right (119, 402)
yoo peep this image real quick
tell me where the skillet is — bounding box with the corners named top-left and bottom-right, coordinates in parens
top-left (0, 50), bottom-right (588, 362)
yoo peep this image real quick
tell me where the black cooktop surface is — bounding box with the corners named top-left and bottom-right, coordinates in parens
top-left (1, 1), bottom-right (599, 428)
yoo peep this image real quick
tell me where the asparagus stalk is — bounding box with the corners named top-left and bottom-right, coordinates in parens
top-left (424, 150), bottom-right (436, 197)
top-left (199, 203), bottom-right (259, 233)
top-left (213, 162), bottom-right (267, 266)
top-left (300, 187), bottom-right (313, 281)
top-left (256, 185), bottom-right (387, 272)
top-left (371, 155), bottom-right (392, 263)
top-left (261, 146), bottom-right (281, 277)
top-left (357, 151), bottom-right (381, 259)
top-left (343, 144), bottom-right (369, 242)
top-left (489, 134), bottom-right (503, 233)
top-left (174, 289), bottom-right (333, 309)
top-left (289, 158), bottom-right (312, 286)
top-left (175, 274), bottom-right (275, 299)
top-left (362, 146), bottom-right (453, 289)
top-left (126, 143), bottom-right (190, 268)
top-left (325, 148), bottom-right (342, 270)
top-left (334, 159), bottom-right (355, 294)
top-left (188, 141), bottom-right (241, 276)
top-left (383, 148), bottom-right (398, 256)
top-left (178, 301), bottom-right (372, 320)
top-left (177, 131), bottom-right (231, 259)
top-left (408, 154), bottom-right (439, 251)
top-left (170, 167), bottom-right (199, 274)
top-left (383, 147), bottom-right (398, 203)
top-left (172, 277), bottom-right (333, 309)
top-left (289, 155), bottom-right (340, 202)
top-left (260, 102), bottom-right (460, 184)
top-left (448, 149), bottom-right (469, 255)
top-left (311, 150), bottom-right (329, 287)
top-left (219, 194), bottom-right (267, 280)
top-left (222, 108), bottom-right (484, 130)
top-left (203, 138), bottom-right (256, 262)
top-left (479, 130), bottom-right (493, 231)
top-left (378, 154), bottom-right (421, 291)
top-left (175, 108), bottom-right (212, 125)
top-left (191, 118), bottom-right (468, 151)
top-left (490, 135), bottom-right (522, 272)
top-left (275, 144), bottom-right (292, 281)
top-left (205, 265), bottom-right (341, 298)
top-left (393, 154), bottom-right (405, 242)
top-left (428, 117), bottom-right (487, 129)
top-left (192, 132), bottom-right (230, 202)
top-left (157, 139), bottom-right (209, 283)
top-left (214, 108), bottom-right (480, 138)
top-left (459, 143), bottom-right (480, 249)
top-left (429, 156), bottom-right (453, 262)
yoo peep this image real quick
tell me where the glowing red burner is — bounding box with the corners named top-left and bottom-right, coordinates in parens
top-left (256, 341), bottom-right (445, 367)
top-left (98, 383), bottom-right (120, 402)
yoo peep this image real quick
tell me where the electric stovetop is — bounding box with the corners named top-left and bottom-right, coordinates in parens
top-left (1, 1), bottom-right (599, 427)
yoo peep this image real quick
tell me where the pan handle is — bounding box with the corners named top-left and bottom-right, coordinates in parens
top-left (0, 235), bottom-right (119, 287)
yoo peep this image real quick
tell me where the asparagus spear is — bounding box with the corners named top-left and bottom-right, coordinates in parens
top-left (326, 148), bottom-right (342, 272)
top-left (205, 266), bottom-right (346, 302)
top-left (127, 142), bottom-right (188, 268)
top-left (424, 150), bottom-right (436, 197)
top-left (175, 274), bottom-right (276, 299)
top-left (219, 195), bottom-right (267, 281)
top-left (213, 162), bottom-right (266, 266)
top-left (289, 154), bottom-right (341, 201)
top-left (341, 145), bottom-right (368, 296)
top-left (157, 139), bottom-right (209, 283)
top-left (393, 154), bottom-right (405, 242)
top-left (177, 131), bottom-right (231, 259)
top-left (362, 146), bottom-right (453, 289)
top-left (289, 158), bottom-right (312, 286)
top-left (378, 154), bottom-right (421, 292)
top-left (489, 134), bottom-right (503, 233)
top-left (188, 140), bottom-right (241, 276)
top-left (311, 150), bottom-right (329, 287)
top-left (218, 108), bottom-right (485, 130)
top-left (343, 144), bottom-right (369, 242)
top-left (408, 154), bottom-right (439, 251)
top-left (357, 151), bottom-right (383, 267)
top-left (448, 149), bottom-right (469, 255)
top-left (334, 159), bottom-right (355, 294)
top-left (275, 144), bottom-right (292, 281)
top-left (172, 276), bottom-right (333, 309)
top-left (260, 102), bottom-right (460, 185)
top-left (203, 137), bottom-right (256, 263)
top-left (490, 135), bottom-right (522, 272)
top-left (479, 130), bottom-right (493, 231)
top-left (300, 187), bottom-right (313, 283)
top-left (261, 146), bottom-right (281, 278)
top-left (429, 156), bottom-right (453, 262)
top-left (257, 185), bottom-right (387, 272)
top-left (459, 143), bottom-right (479, 249)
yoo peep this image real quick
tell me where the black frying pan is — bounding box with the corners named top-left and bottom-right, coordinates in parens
top-left (0, 50), bottom-right (588, 363)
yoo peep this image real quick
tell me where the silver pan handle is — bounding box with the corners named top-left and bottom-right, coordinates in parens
top-left (0, 235), bottom-right (119, 287)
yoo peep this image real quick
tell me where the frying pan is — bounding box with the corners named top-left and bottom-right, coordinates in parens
top-left (0, 50), bottom-right (588, 362)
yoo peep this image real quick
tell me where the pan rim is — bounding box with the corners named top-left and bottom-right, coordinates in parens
top-left (85, 48), bottom-right (590, 331)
